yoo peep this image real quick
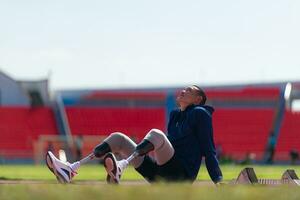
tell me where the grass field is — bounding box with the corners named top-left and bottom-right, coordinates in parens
top-left (1, 164), bottom-right (300, 200)
top-left (1, 164), bottom-right (300, 181)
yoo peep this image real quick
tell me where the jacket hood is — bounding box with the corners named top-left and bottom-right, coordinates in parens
top-left (201, 105), bottom-right (214, 114)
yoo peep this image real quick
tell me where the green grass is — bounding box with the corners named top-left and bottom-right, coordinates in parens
top-left (1, 164), bottom-right (300, 181)
top-left (1, 183), bottom-right (300, 200)
top-left (0, 164), bottom-right (143, 181)
top-left (1, 164), bottom-right (300, 200)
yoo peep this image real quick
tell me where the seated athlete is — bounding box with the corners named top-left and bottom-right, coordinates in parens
top-left (46, 85), bottom-right (223, 184)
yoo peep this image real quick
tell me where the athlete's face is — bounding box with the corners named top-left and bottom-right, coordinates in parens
top-left (176, 86), bottom-right (202, 109)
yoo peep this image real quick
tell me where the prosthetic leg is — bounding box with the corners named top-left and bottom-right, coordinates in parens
top-left (103, 139), bottom-right (154, 184)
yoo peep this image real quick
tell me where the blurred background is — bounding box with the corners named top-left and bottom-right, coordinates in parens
top-left (0, 0), bottom-right (300, 165)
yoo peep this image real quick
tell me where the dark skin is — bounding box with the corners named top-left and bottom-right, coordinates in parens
top-left (176, 86), bottom-right (203, 111)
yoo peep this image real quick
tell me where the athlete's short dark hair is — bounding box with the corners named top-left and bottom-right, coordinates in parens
top-left (192, 85), bottom-right (207, 105)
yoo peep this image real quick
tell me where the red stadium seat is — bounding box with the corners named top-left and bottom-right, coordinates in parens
top-left (274, 111), bottom-right (300, 161)
top-left (206, 87), bottom-right (280, 100)
top-left (213, 108), bottom-right (275, 160)
top-left (65, 106), bottom-right (166, 142)
top-left (0, 107), bottom-right (58, 158)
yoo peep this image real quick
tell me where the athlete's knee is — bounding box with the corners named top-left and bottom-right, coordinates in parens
top-left (103, 132), bottom-right (134, 153)
top-left (94, 132), bottom-right (126, 157)
top-left (144, 129), bottom-right (167, 148)
top-left (109, 132), bottom-right (127, 139)
top-left (147, 129), bottom-right (165, 140)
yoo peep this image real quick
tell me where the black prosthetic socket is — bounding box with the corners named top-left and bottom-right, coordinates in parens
top-left (135, 139), bottom-right (154, 156)
top-left (93, 142), bottom-right (111, 158)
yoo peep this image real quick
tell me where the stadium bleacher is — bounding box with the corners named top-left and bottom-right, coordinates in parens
top-left (206, 87), bottom-right (280, 100)
top-left (2, 81), bottom-right (300, 164)
top-left (274, 111), bottom-right (300, 161)
top-left (213, 108), bottom-right (275, 160)
top-left (65, 106), bottom-right (166, 142)
top-left (204, 87), bottom-right (281, 161)
top-left (0, 107), bottom-right (58, 160)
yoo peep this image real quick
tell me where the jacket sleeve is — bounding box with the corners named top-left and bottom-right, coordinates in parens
top-left (167, 110), bottom-right (178, 134)
top-left (194, 109), bottom-right (223, 183)
top-left (205, 153), bottom-right (223, 183)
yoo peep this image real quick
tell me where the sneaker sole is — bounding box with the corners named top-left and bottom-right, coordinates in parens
top-left (103, 153), bottom-right (118, 184)
top-left (45, 152), bottom-right (69, 184)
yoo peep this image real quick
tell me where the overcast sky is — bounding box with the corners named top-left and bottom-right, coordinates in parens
top-left (0, 0), bottom-right (299, 90)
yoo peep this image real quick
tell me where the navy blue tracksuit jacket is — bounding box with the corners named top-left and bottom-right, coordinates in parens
top-left (167, 104), bottom-right (223, 183)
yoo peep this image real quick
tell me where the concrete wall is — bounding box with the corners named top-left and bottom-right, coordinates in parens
top-left (0, 71), bottom-right (30, 106)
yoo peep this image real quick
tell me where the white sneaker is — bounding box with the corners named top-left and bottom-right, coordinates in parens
top-left (46, 151), bottom-right (77, 183)
top-left (103, 153), bottom-right (128, 184)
